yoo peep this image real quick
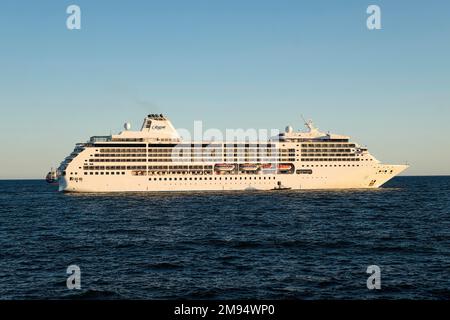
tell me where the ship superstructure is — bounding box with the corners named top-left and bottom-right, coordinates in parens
top-left (57, 114), bottom-right (408, 192)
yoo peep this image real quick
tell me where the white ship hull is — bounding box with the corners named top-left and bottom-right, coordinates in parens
top-left (59, 164), bottom-right (408, 193)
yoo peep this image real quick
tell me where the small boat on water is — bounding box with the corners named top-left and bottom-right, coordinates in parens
top-left (273, 181), bottom-right (291, 190)
top-left (272, 186), bottom-right (292, 191)
top-left (45, 168), bottom-right (59, 183)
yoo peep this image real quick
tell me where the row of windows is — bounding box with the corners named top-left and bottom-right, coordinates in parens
top-left (84, 172), bottom-right (126, 175)
top-left (93, 144), bottom-right (146, 148)
top-left (81, 171), bottom-right (281, 179)
top-left (93, 153), bottom-right (297, 160)
top-left (301, 143), bottom-right (355, 148)
top-left (147, 148), bottom-right (222, 153)
top-left (301, 149), bottom-right (353, 153)
top-left (95, 154), bottom-right (147, 157)
top-left (302, 154), bottom-right (356, 157)
top-left (301, 164), bottom-right (361, 167)
top-left (83, 164), bottom-right (280, 171)
top-left (148, 153), bottom-right (220, 157)
top-left (146, 151), bottom-right (293, 156)
top-left (148, 148), bottom-right (278, 152)
top-left (146, 170), bottom-right (281, 175)
top-left (285, 138), bottom-right (349, 143)
top-left (147, 171), bottom-right (213, 175)
top-left (96, 146), bottom-right (290, 153)
top-left (296, 169), bottom-right (313, 174)
top-left (88, 158), bottom-right (295, 163)
top-left (81, 168), bottom-right (294, 176)
top-left (95, 152), bottom-right (297, 158)
top-left (99, 149), bottom-right (146, 153)
top-left (110, 138), bottom-right (145, 142)
top-left (80, 167), bottom-right (207, 172)
top-left (377, 169), bottom-right (394, 174)
top-left (93, 144), bottom-right (360, 152)
top-left (223, 156), bottom-right (284, 160)
top-left (83, 165), bottom-right (139, 170)
top-left (161, 144), bottom-right (276, 148)
top-left (148, 176), bottom-right (277, 182)
top-left (301, 158), bottom-right (361, 162)
top-left (169, 158), bottom-right (296, 163)
top-left (89, 159), bottom-right (147, 162)
top-left (147, 165), bottom-right (214, 170)
top-left (148, 149), bottom-right (279, 155)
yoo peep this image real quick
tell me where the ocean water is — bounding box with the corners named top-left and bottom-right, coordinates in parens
top-left (0, 176), bottom-right (449, 300)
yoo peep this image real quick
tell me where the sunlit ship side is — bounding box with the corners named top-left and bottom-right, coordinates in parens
top-left (57, 114), bottom-right (409, 192)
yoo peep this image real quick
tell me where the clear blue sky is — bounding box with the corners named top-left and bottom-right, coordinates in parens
top-left (0, 0), bottom-right (449, 178)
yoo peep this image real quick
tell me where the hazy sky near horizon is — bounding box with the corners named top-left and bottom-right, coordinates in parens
top-left (0, 0), bottom-right (449, 178)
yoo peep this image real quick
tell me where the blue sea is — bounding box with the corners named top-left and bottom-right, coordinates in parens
top-left (0, 176), bottom-right (449, 300)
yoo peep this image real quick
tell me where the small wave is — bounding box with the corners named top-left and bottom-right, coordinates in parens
top-left (272, 239), bottom-right (310, 248)
top-left (430, 288), bottom-right (450, 299)
top-left (148, 262), bottom-right (184, 270)
top-left (206, 239), bottom-right (262, 249)
top-left (66, 289), bottom-right (123, 300)
top-left (183, 289), bottom-right (220, 299)
top-left (371, 245), bottom-right (420, 253)
top-left (232, 241), bottom-right (261, 249)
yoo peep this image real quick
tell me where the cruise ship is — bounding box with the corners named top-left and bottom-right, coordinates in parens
top-left (57, 114), bottom-right (408, 192)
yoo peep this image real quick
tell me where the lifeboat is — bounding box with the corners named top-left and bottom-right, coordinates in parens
top-left (278, 164), bottom-right (293, 171)
top-left (240, 164), bottom-right (259, 171)
top-left (214, 164), bottom-right (235, 172)
top-left (261, 163), bottom-right (273, 169)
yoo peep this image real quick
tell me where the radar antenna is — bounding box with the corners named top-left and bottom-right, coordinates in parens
top-left (301, 114), bottom-right (314, 131)
top-left (301, 114), bottom-right (307, 125)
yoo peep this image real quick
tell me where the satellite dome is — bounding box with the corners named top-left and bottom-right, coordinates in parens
top-left (124, 122), bottom-right (131, 130)
top-left (285, 125), bottom-right (293, 133)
